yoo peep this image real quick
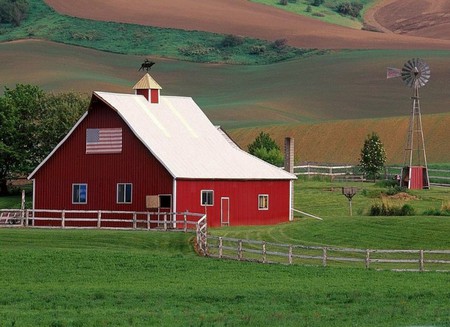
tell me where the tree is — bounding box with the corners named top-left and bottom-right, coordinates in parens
top-left (359, 132), bottom-right (386, 182)
top-left (248, 131), bottom-right (284, 166)
top-left (0, 0), bottom-right (29, 26)
top-left (0, 85), bottom-right (88, 195)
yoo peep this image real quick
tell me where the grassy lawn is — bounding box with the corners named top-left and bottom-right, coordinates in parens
top-left (0, 228), bottom-right (449, 326)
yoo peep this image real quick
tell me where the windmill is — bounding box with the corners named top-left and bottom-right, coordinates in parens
top-left (387, 58), bottom-right (430, 189)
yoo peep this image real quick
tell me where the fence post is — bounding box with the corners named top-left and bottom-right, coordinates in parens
top-left (147, 212), bottom-right (151, 230)
top-left (219, 237), bottom-right (223, 258)
top-left (132, 213), bottom-right (137, 230)
top-left (365, 249), bottom-right (370, 269)
top-left (419, 250), bottom-right (424, 272)
top-left (288, 245), bottom-right (293, 265)
top-left (25, 209), bottom-right (29, 227)
top-left (184, 213), bottom-right (187, 233)
top-left (61, 210), bottom-right (65, 228)
top-left (238, 240), bottom-right (243, 261)
top-left (97, 211), bottom-right (102, 228)
top-left (163, 214), bottom-right (167, 231)
top-left (262, 241), bottom-right (267, 263)
top-left (322, 247), bottom-right (327, 267)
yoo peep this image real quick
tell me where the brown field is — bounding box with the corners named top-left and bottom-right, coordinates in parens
top-left (44, 0), bottom-right (450, 50)
top-left (229, 114), bottom-right (450, 164)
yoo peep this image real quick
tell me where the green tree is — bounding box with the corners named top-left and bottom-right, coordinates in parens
top-left (0, 0), bottom-right (29, 26)
top-left (248, 131), bottom-right (284, 166)
top-left (359, 132), bottom-right (386, 182)
top-left (0, 85), bottom-right (88, 195)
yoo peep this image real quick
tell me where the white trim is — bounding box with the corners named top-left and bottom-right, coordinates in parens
top-left (220, 197), bottom-right (230, 226)
top-left (258, 194), bottom-right (269, 210)
top-left (32, 179), bottom-right (35, 211)
top-left (289, 180), bottom-right (294, 221)
top-left (200, 190), bottom-right (214, 206)
top-left (116, 183), bottom-right (132, 204)
top-left (28, 111), bottom-right (89, 179)
top-left (172, 179), bottom-right (177, 213)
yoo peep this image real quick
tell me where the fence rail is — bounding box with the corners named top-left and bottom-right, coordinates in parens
top-left (0, 209), bottom-right (205, 232)
top-left (205, 236), bottom-right (450, 272)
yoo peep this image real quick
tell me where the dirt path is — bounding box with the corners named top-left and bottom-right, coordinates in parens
top-left (44, 0), bottom-right (450, 50)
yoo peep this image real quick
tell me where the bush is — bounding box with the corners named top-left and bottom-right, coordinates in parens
top-left (0, 0), bottom-right (29, 26)
top-left (336, 1), bottom-right (363, 17)
top-left (369, 201), bottom-right (415, 216)
top-left (271, 38), bottom-right (287, 50)
top-left (311, 0), bottom-right (324, 6)
top-left (279, 0), bottom-right (288, 5)
top-left (249, 45), bottom-right (266, 55)
top-left (220, 34), bottom-right (244, 48)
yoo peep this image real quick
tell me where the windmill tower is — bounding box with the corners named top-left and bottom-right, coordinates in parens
top-left (387, 58), bottom-right (430, 189)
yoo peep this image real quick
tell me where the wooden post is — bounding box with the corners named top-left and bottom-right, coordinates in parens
top-left (219, 237), bottom-right (223, 258)
top-left (163, 214), bottom-right (167, 231)
top-left (365, 249), bottom-right (370, 269)
top-left (184, 213), bottom-right (187, 233)
top-left (21, 190), bottom-right (25, 226)
top-left (97, 211), bottom-right (102, 228)
top-left (61, 210), bottom-right (65, 228)
top-left (147, 212), bottom-right (151, 230)
top-left (238, 240), bottom-right (243, 261)
top-left (419, 250), bottom-right (424, 272)
top-left (322, 247), bottom-right (327, 267)
top-left (132, 213), bottom-right (137, 230)
top-left (262, 241), bottom-right (267, 263)
top-left (25, 209), bottom-right (29, 227)
top-left (288, 245), bottom-right (293, 265)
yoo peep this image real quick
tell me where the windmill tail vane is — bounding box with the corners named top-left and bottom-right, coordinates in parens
top-left (386, 67), bottom-right (402, 79)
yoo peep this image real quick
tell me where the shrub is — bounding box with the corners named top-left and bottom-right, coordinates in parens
top-left (271, 38), bottom-right (287, 50)
top-left (279, 0), bottom-right (288, 5)
top-left (0, 0), bottom-right (29, 27)
top-left (249, 45), bottom-right (266, 55)
top-left (400, 204), bottom-right (415, 216)
top-left (306, 5), bottom-right (312, 12)
top-left (369, 201), bottom-right (415, 216)
top-left (178, 44), bottom-right (216, 57)
top-left (220, 34), bottom-right (244, 48)
top-left (311, 0), bottom-right (324, 6)
top-left (336, 1), bottom-right (363, 18)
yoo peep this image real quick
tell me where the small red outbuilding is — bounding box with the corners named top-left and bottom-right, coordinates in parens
top-left (28, 74), bottom-right (296, 227)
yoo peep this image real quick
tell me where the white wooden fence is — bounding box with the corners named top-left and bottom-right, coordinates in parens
top-left (0, 208), bottom-right (205, 232)
top-left (204, 236), bottom-right (450, 272)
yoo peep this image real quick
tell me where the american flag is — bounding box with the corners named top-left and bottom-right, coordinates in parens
top-left (386, 67), bottom-right (402, 79)
top-left (86, 128), bottom-right (122, 154)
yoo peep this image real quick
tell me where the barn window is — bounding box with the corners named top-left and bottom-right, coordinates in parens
top-left (201, 190), bottom-right (214, 206)
top-left (258, 194), bottom-right (269, 210)
top-left (117, 183), bottom-right (132, 204)
top-left (72, 184), bottom-right (87, 204)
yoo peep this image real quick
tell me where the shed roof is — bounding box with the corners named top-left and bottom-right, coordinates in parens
top-left (94, 91), bottom-right (295, 180)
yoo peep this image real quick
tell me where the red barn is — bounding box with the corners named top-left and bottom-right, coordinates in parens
top-left (28, 74), bottom-right (296, 227)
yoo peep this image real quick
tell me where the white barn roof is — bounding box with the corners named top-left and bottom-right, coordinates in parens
top-left (94, 91), bottom-right (295, 180)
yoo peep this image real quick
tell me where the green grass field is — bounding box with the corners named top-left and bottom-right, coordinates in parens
top-left (251, 0), bottom-right (377, 29)
top-left (0, 228), bottom-right (449, 327)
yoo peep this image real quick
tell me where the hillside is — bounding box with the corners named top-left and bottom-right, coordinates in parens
top-left (43, 0), bottom-right (450, 50)
top-left (2, 40), bottom-right (449, 163)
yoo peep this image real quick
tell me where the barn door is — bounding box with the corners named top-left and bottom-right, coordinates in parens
top-left (221, 197), bottom-right (230, 226)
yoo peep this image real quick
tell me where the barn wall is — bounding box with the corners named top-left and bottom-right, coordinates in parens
top-left (176, 179), bottom-right (291, 227)
top-left (33, 102), bottom-right (174, 213)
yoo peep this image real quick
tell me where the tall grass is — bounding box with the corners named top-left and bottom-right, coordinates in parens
top-left (0, 229), bottom-right (449, 326)
top-left (0, 0), bottom-right (318, 64)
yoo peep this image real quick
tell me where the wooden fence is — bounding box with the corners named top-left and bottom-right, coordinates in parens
top-left (0, 208), bottom-right (205, 232)
top-left (203, 236), bottom-right (450, 272)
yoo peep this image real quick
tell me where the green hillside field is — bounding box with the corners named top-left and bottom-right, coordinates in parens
top-left (2, 40), bottom-right (449, 163)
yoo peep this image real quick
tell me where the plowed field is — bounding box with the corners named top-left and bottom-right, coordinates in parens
top-left (44, 0), bottom-right (450, 50)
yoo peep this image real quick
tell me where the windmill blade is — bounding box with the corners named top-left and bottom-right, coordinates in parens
top-left (401, 58), bottom-right (430, 88)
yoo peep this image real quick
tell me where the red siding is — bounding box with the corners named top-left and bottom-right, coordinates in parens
top-left (150, 89), bottom-right (159, 103)
top-left (176, 179), bottom-right (291, 227)
top-left (409, 166), bottom-right (424, 190)
top-left (33, 102), bottom-right (173, 215)
top-left (136, 89), bottom-right (149, 101)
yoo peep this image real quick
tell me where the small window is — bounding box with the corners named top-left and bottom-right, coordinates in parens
top-left (72, 184), bottom-right (87, 204)
top-left (117, 183), bottom-right (132, 204)
top-left (159, 195), bottom-right (172, 209)
top-left (201, 190), bottom-right (214, 206)
top-left (258, 194), bottom-right (269, 210)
